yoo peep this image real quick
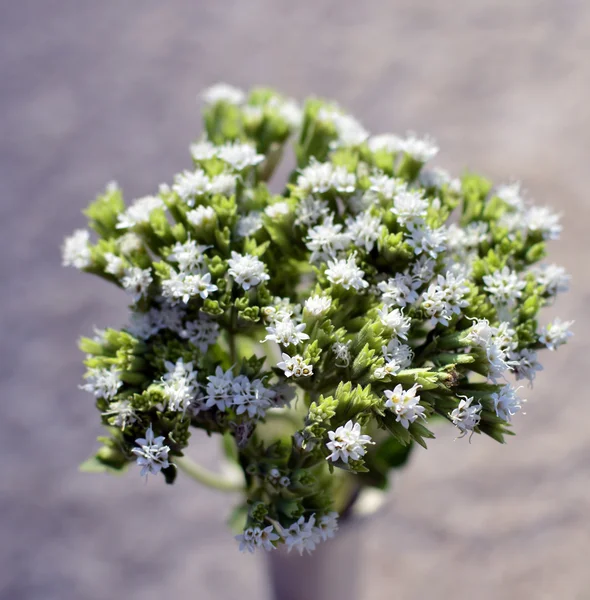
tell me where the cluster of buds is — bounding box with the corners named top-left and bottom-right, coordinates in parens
top-left (63, 83), bottom-right (573, 554)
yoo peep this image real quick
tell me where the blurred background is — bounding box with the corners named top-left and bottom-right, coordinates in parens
top-left (1, 1), bottom-right (589, 598)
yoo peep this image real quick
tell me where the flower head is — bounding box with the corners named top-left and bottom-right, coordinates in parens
top-left (326, 420), bottom-right (374, 464)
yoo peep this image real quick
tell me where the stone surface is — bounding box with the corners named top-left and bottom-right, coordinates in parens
top-left (1, 2), bottom-right (589, 598)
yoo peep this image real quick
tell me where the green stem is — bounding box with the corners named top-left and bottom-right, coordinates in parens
top-left (175, 456), bottom-right (245, 493)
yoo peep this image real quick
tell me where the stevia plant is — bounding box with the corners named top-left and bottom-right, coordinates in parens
top-left (63, 83), bottom-right (573, 555)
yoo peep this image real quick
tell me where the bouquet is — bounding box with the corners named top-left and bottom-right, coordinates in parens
top-left (62, 83), bottom-right (573, 555)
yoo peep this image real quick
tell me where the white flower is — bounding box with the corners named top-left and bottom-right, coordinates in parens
top-left (419, 168), bottom-right (461, 193)
top-left (187, 205), bottom-right (216, 229)
top-left (295, 196), bottom-right (330, 227)
top-left (525, 206), bottom-right (562, 240)
top-left (104, 252), bottom-right (125, 276)
top-left (315, 512), bottom-right (339, 542)
top-left (421, 286), bottom-right (454, 327)
top-left (325, 254), bottom-right (369, 291)
top-left (228, 251), bottom-right (270, 290)
top-left (306, 216), bottom-right (351, 263)
top-left (161, 270), bottom-right (217, 304)
top-left (116, 195), bottom-right (164, 229)
top-left (383, 383), bottom-right (425, 429)
top-left (331, 166), bottom-right (356, 193)
top-left (189, 139), bottom-right (217, 161)
top-left (368, 134), bottom-right (404, 154)
top-left (101, 399), bottom-right (137, 429)
top-left (374, 340), bottom-right (413, 379)
top-left (80, 366), bottom-right (122, 399)
top-left (532, 263), bottom-right (570, 296)
top-left (204, 366), bottom-right (235, 411)
top-left (483, 267), bottom-right (526, 309)
top-left (62, 229), bottom-right (92, 269)
top-left (172, 169), bottom-right (210, 205)
top-left (491, 385), bottom-right (524, 422)
top-left (236, 526), bottom-right (280, 553)
top-left (232, 376), bottom-right (276, 419)
top-left (406, 222), bottom-right (447, 258)
top-left (132, 425), bottom-right (170, 477)
top-left (284, 515), bottom-right (319, 555)
top-left (539, 318), bottom-right (574, 350)
top-left (304, 295), bottom-right (332, 316)
top-left (121, 267), bottom-right (153, 302)
top-left (377, 307), bottom-right (411, 340)
top-left (217, 142), bottom-right (265, 171)
top-left (332, 340), bottom-right (352, 367)
top-left (277, 353), bottom-right (313, 378)
top-left (495, 182), bottom-right (525, 210)
top-left (202, 83), bottom-right (245, 105)
top-left (369, 173), bottom-right (407, 200)
top-left (378, 273), bottom-right (419, 308)
top-left (265, 202), bottom-right (290, 219)
top-left (297, 160), bottom-right (334, 194)
top-left (117, 232), bottom-right (143, 255)
top-left (391, 190), bottom-right (429, 226)
top-left (161, 358), bottom-right (199, 413)
top-left (263, 318), bottom-right (310, 347)
top-left (236, 212), bottom-right (263, 238)
top-left (181, 314), bottom-right (220, 353)
top-left (346, 212), bottom-right (382, 252)
top-left (318, 108), bottom-right (369, 147)
top-left (401, 133), bottom-right (439, 162)
top-left (167, 239), bottom-right (210, 272)
top-left (411, 255), bottom-right (437, 285)
top-left (463, 318), bottom-right (516, 380)
top-left (326, 420), bottom-right (374, 464)
top-left (449, 396), bottom-right (482, 437)
top-left (210, 173), bottom-right (237, 196)
top-left (510, 349), bottom-right (543, 385)
top-left (268, 96), bottom-right (303, 129)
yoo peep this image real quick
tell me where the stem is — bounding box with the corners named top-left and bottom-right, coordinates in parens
top-left (175, 456), bottom-right (245, 493)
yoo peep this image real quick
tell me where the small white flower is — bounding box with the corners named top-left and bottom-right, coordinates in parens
top-left (318, 108), bottom-right (369, 147)
top-left (297, 160), bottom-right (334, 194)
top-left (330, 166), bottom-right (356, 193)
top-left (210, 173), bottom-right (237, 196)
top-left (277, 353), bottom-right (314, 378)
top-left (391, 190), bottom-right (429, 226)
top-left (80, 366), bottom-right (122, 399)
top-left (121, 266), bottom-right (153, 302)
top-left (132, 425), bottom-right (171, 477)
top-left (345, 211), bottom-right (382, 252)
top-left (368, 134), bottom-right (404, 154)
top-left (332, 340), bottom-right (352, 367)
top-left (495, 182), bottom-right (525, 210)
top-left (491, 385), bottom-right (524, 422)
top-left (167, 239), bottom-right (210, 272)
top-left (202, 83), bottom-right (245, 105)
top-left (449, 396), bottom-right (482, 437)
top-left (406, 222), bottom-right (447, 258)
top-left (525, 205), bottom-right (562, 240)
top-left (419, 167), bottom-right (461, 193)
top-left (377, 306), bottom-right (411, 340)
top-left (187, 205), bottom-right (217, 229)
top-left (232, 376), bottom-right (276, 419)
top-left (532, 263), bottom-right (570, 296)
top-left (236, 212), bottom-right (263, 238)
top-left (265, 201), bottom-right (290, 219)
top-left (304, 295), bottom-right (332, 316)
top-left (117, 232), bottom-right (143, 255)
top-left (306, 216), bottom-right (351, 263)
top-left (172, 170), bottom-right (211, 205)
top-left (161, 358), bottom-right (199, 413)
top-left (62, 229), bottom-right (92, 269)
top-left (383, 383), bottom-right (425, 429)
top-left (116, 195), bottom-right (164, 229)
top-left (236, 526), bottom-right (280, 553)
top-left (400, 133), bottom-right (439, 162)
top-left (294, 196), bottom-right (330, 227)
top-left (369, 173), bottom-right (407, 200)
top-left (228, 251), bottom-right (270, 290)
top-left (263, 318), bottom-right (310, 347)
top-left (284, 515), bottom-right (319, 555)
top-left (510, 348), bottom-right (543, 385)
top-left (483, 267), bottom-right (526, 309)
top-left (378, 273), bottom-right (419, 308)
top-left (325, 254), bottom-right (369, 291)
top-left (189, 139), bottom-right (217, 161)
top-left (101, 399), bottom-right (137, 429)
top-left (104, 252), bottom-right (125, 277)
top-left (538, 318), bottom-right (574, 351)
top-left (217, 142), bottom-right (265, 171)
top-left (204, 366), bottom-right (235, 411)
top-left (315, 512), bottom-right (339, 542)
top-left (326, 420), bottom-right (374, 464)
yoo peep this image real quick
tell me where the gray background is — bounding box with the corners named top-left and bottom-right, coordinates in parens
top-left (1, 1), bottom-right (589, 598)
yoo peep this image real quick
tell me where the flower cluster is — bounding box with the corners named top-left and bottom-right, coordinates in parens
top-left (64, 83), bottom-right (572, 554)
